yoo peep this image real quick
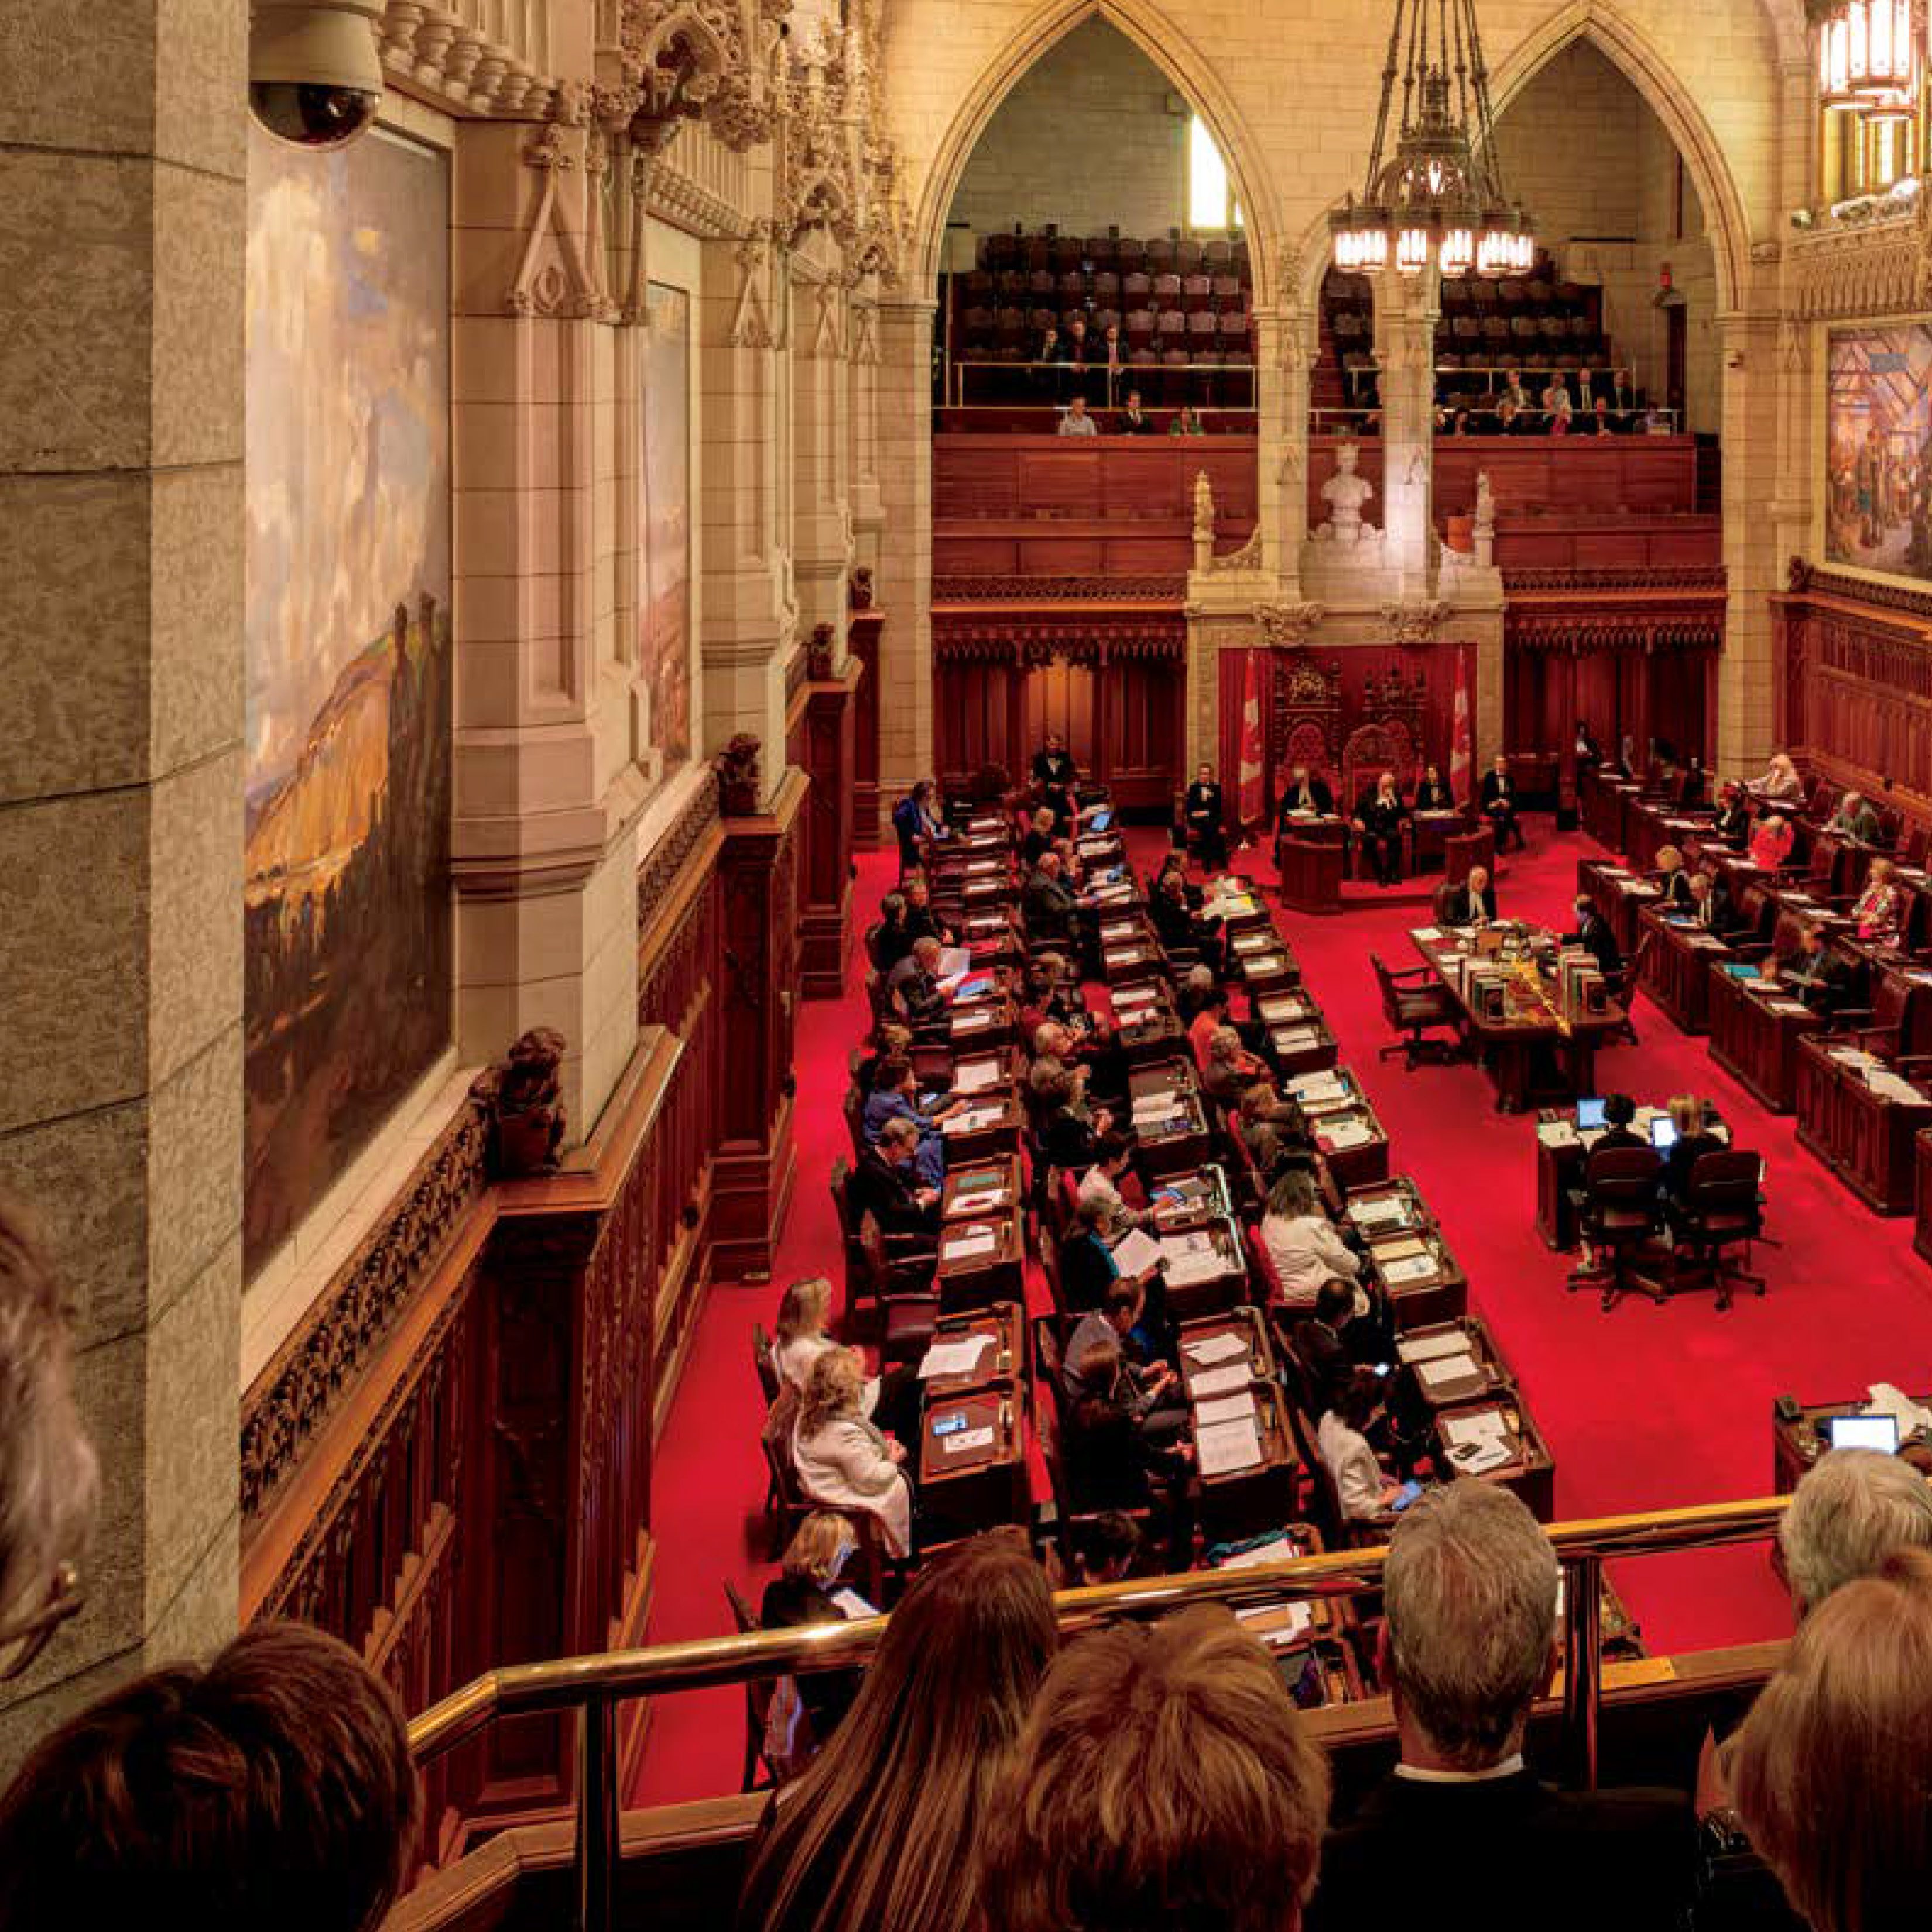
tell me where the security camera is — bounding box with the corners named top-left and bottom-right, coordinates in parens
top-left (250, 0), bottom-right (385, 149)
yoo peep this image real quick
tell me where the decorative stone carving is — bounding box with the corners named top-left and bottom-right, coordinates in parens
top-left (849, 564), bottom-right (875, 609)
top-left (1315, 440), bottom-right (1377, 542)
top-left (807, 621), bottom-right (835, 679)
top-left (731, 222), bottom-right (777, 347)
top-left (1475, 472), bottom-right (1495, 539)
top-left (1207, 528), bottom-right (1262, 572)
top-left (379, 1), bottom-right (555, 117)
top-left (1787, 203), bottom-right (1922, 320)
top-left (1255, 600), bottom-right (1328, 646)
top-left (1193, 471), bottom-right (1217, 544)
top-left (608, 0), bottom-right (788, 151)
top-left (1378, 598), bottom-right (1453, 643)
top-left (509, 115), bottom-right (614, 318)
top-left (471, 1029), bottom-right (568, 1178)
top-left (719, 731), bottom-right (762, 816)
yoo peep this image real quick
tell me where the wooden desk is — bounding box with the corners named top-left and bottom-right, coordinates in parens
top-left (1772, 1390), bottom-right (1932, 1493)
top-left (1231, 931), bottom-right (1300, 995)
top-left (1178, 1304), bottom-right (1276, 1400)
top-left (1410, 809), bottom-right (1465, 874)
top-left (1341, 1177), bottom-right (1433, 1245)
top-left (919, 1385), bottom-right (1029, 1535)
top-left (1581, 772), bottom-right (1640, 850)
top-left (1708, 966), bottom-right (1823, 1112)
top-left (937, 1092), bottom-right (1024, 1167)
top-left (949, 1047), bottom-right (1022, 1104)
top-left (1637, 906), bottom-right (1732, 1034)
top-left (1436, 1394), bottom-right (1557, 1522)
top-left (1149, 1163), bottom-right (1236, 1234)
top-left (1289, 1070), bottom-right (1391, 1192)
top-left (1279, 835), bottom-right (1344, 916)
top-left (1533, 1104), bottom-right (1732, 1250)
top-left (1157, 1218), bottom-right (1249, 1320)
top-left (1112, 985), bottom-right (1187, 1066)
top-left (934, 1210), bottom-right (1025, 1313)
top-left (1129, 1061), bottom-right (1213, 1178)
top-left (1365, 1223), bottom-right (1469, 1331)
top-left (940, 1156), bottom-right (1021, 1222)
top-left (948, 994), bottom-right (1016, 1052)
top-left (1411, 927), bottom-right (1626, 1113)
top-left (1102, 936), bottom-right (1167, 987)
top-left (1795, 1040), bottom-right (1932, 1215)
top-left (920, 1302), bottom-right (1025, 1400)
top-left (1396, 1316), bottom-right (1516, 1410)
top-left (1195, 1379), bottom-right (1301, 1544)
top-left (1203, 878), bottom-right (1272, 937)
top-left (1576, 858), bottom-right (1659, 961)
top-left (1266, 1016), bottom-right (1340, 1078)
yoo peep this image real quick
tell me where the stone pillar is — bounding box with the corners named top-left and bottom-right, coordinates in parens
top-left (698, 224), bottom-right (793, 789)
top-left (1252, 306), bottom-right (1313, 585)
top-left (0, 0), bottom-right (246, 1759)
top-left (790, 254), bottom-right (853, 655)
top-left (1373, 270), bottom-right (1440, 593)
top-left (873, 296), bottom-right (936, 816)
top-left (449, 117), bottom-right (642, 1140)
top-left (848, 282), bottom-right (885, 588)
top-left (1716, 310), bottom-right (1783, 775)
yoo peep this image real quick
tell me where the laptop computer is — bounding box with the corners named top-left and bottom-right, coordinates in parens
top-left (1825, 1413), bottom-right (1902, 1453)
top-left (1575, 1097), bottom-right (1606, 1131)
top-left (1087, 807), bottom-right (1114, 833)
top-left (1649, 1116), bottom-right (1678, 1150)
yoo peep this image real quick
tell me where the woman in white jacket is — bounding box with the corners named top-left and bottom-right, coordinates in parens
top-left (773, 1277), bottom-right (877, 1412)
top-left (792, 1347), bottom-right (913, 1558)
top-left (1318, 1368), bottom-right (1406, 1522)
top-left (1259, 1169), bottom-right (1365, 1313)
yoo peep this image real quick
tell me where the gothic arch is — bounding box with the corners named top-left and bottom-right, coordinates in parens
top-left (1485, 1), bottom-right (1758, 311)
top-left (909, 0), bottom-right (1284, 307)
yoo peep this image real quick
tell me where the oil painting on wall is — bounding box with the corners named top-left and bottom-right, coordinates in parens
top-left (244, 124), bottom-right (453, 1276)
top-left (642, 280), bottom-right (693, 767)
top-left (1824, 323), bottom-right (1932, 583)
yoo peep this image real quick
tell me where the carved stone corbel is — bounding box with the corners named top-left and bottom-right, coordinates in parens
top-left (1255, 600), bottom-right (1327, 646)
top-left (1378, 598), bottom-right (1453, 644)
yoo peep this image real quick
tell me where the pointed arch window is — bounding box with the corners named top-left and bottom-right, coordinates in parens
top-left (1187, 115), bottom-right (1242, 232)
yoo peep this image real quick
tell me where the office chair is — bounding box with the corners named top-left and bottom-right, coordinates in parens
top-left (1570, 1145), bottom-right (1667, 1311)
top-left (1371, 953), bottom-right (1461, 1067)
top-left (1666, 1150), bottom-right (1768, 1311)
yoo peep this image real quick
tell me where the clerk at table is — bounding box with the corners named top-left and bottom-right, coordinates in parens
top-left (1566, 893), bottom-right (1622, 977)
top-left (1440, 864), bottom-right (1496, 926)
top-left (1660, 1094), bottom-right (1725, 1200)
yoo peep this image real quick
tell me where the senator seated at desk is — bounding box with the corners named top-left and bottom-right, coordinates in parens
top-left (1782, 924), bottom-right (1854, 1016)
top-left (1853, 857), bottom-right (1905, 949)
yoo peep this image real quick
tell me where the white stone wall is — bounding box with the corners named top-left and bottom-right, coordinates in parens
top-left (946, 16), bottom-right (1190, 244)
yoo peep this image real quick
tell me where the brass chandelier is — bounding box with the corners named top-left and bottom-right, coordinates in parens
top-left (1816, 0), bottom-right (1920, 124)
top-left (1331, 0), bottom-right (1534, 278)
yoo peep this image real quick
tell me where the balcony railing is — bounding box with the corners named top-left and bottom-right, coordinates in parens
top-left (407, 1492), bottom-right (1789, 1932)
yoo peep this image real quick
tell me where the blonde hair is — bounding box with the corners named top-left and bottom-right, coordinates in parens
top-left (1729, 1546), bottom-right (1932, 1932)
top-left (1667, 1094), bottom-right (1702, 1136)
top-left (797, 1347), bottom-right (866, 1440)
top-left (979, 1608), bottom-right (1330, 1932)
top-left (776, 1276), bottom-right (834, 1348)
top-left (1869, 856), bottom-right (1896, 883)
top-left (1655, 844), bottom-right (1683, 871)
top-left (1207, 1025), bottom-right (1243, 1064)
top-left (782, 1512), bottom-right (853, 1587)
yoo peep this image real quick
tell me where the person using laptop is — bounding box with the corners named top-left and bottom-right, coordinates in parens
top-left (1659, 1094), bottom-right (1724, 1200)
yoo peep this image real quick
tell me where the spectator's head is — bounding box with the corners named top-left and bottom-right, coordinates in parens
top-left (0, 1197), bottom-right (97, 1679)
top-left (1424, 762), bottom-right (1441, 782)
top-left (1104, 323), bottom-right (1121, 345)
top-left (1842, 789), bottom-right (1864, 813)
top-left (1667, 1093), bottom-right (1704, 1138)
top-left (1101, 1277), bottom-right (1145, 1334)
top-left (1092, 1130), bottom-right (1132, 1176)
top-left (1179, 405), bottom-right (1198, 427)
top-left (775, 1274), bottom-right (834, 1345)
top-left (1602, 1092), bottom-right (1637, 1128)
top-left (1335, 1366), bottom-right (1384, 1432)
top-left (1313, 1277), bottom-right (1356, 1327)
top-left (783, 1511), bottom-right (858, 1588)
top-left (1207, 1025), bottom-right (1244, 1066)
top-left (1067, 397), bottom-right (1088, 422)
top-left (0, 1621), bottom-right (417, 1932)
top-left (1453, 409), bottom-right (1469, 434)
top-left (1728, 1546), bottom-right (1932, 1932)
top-left (912, 936), bottom-right (942, 969)
top-left (1594, 396), bottom-right (1609, 417)
top-left (979, 1609), bottom-right (1329, 1932)
top-left (1290, 763), bottom-right (1310, 786)
top-left (799, 1346), bottom-right (868, 1437)
top-left (1126, 388), bottom-right (1143, 410)
top-left (1467, 865), bottom-right (1489, 894)
top-left (879, 890), bottom-right (906, 925)
top-left (873, 1054), bottom-right (911, 1094)
top-left (1068, 317), bottom-right (1087, 339)
top-left (879, 1118), bottom-right (921, 1168)
top-left (1778, 1446), bottom-right (1932, 1615)
top-left (1073, 1510), bottom-right (1142, 1585)
top-left (1266, 1168), bottom-right (1320, 1222)
top-left (741, 1532), bottom-right (1056, 1932)
top-left (1381, 1481), bottom-right (1559, 1772)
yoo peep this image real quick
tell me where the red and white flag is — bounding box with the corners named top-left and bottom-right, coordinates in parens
top-left (1238, 648), bottom-right (1266, 830)
top-left (1449, 645), bottom-right (1472, 801)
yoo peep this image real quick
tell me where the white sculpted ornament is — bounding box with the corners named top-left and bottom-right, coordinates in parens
top-left (1317, 439), bottom-right (1376, 542)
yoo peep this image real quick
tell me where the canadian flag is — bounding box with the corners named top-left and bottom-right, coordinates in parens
top-left (1238, 648), bottom-right (1266, 830)
top-left (1449, 645), bottom-right (1472, 801)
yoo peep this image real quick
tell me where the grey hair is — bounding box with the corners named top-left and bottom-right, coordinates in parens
top-left (1780, 1448), bottom-right (1932, 1612)
top-left (0, 1196), bottom-right (98, 1632)
top-left (1383, 1481), bottom-right (1558, 1769)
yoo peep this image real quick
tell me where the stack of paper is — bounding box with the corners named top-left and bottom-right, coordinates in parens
top-left (1234, 1602), bottom-right (1317, 1647)
top-left (950, 1181), bottom-right (1007, 1215)
top-left (944, 1105), bottom-right (1001, 1133)
top-left (918, 1334), bottom-right (992, 1381)
top-left (1441, 1409), bottom-right (1515, 1475)
top-left (1218, 1534), bottom-right (1304, 1572)
top-left (1322, 1119), bottom-right (1375, 1151)
top-left (1272, 1026), bottom-right (1322, 1051)
top-left (1288, 1070), bottom-right (1347, 1104)
top-left (1191, 1361), bottom-right (1254, 1398)
top-left (1381, 1252), bottom-right (1438, 1287)
top-left (943, 1227), bottom-right (998, 1263)
top-left (1131, 1092), bottom-right (1183, 1131)
top-left (1537, 1121), bottom-right (1579, 1147)
top-left (1197, 1415), bottom-right (1264, 1477)
top-left (1412, 926), bottom-right (1444, 943)
top-left (942, 1425), bottom-right (995, 1456)
top-left (953, 1059), bottom-right (1001, 1093)
top-left (1396, 1329), bottom-right (1468, 1366)
top-left (936, 946), bottom-right (972, 978)
top-left (1349, 1194), bottom-right (1410, 1231)
top-left (1184, 1331), bottom-right (1249, 1367)
top-left (1160, 1234), bottom-right (1224, 1288)
top-left (1195, 1390), bottom-right (1258, 1427)
top-left (1416, 1350), bottom-right (1481, 1395)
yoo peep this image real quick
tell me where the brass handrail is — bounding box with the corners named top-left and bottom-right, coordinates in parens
top-left (407, 1490), bottom-right (1789, 1932)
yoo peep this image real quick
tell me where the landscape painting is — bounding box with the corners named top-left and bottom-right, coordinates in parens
top-left (244, 124), bottom-right (453, 1276)
top-left (642, 280), bottom-right (693, 767)
top-left (1824, 322), bottom-right (1932, 583)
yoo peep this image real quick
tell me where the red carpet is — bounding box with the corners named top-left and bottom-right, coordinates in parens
top-left (632, 820), bottom-right (1932, 1807)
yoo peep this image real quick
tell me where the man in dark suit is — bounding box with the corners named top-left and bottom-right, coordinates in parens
top-left (849, 1118), bottom-right (940, 1235)
top-left (1712, 783), bottom-right (1752, 848)
top-left (1784, 923), bottom-right (1853, 1015)
top-left (1440, 863), bottom-right (1496, 926)
top-left (1277, 763), bottom-right (1334, 819)
top-left (1566, 895), bottom-right (1622, 977)
top-left (1022, 851), bottom-right (1088, 953)
top-left (1686, 870), bottom-right (1735, 936)
top-left (1033, 732), bottom-right (1078, 789)
top-left (1183, 762), bottom-right (1227, 870)
top-left (1308, 1482), bottom-right (1694, 1932)
top-left (1828, 789), bottom-right (1882, 845)
top-left (1116, 387), bottom-right (1155, 435)
top-left (1479, 754), bottom-right (1526, 852)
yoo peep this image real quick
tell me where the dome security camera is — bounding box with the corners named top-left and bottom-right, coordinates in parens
top-left (250, 0), bottom-right (386, 150)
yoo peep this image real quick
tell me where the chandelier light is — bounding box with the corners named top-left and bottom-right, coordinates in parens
top-left (1818, 1), bottom-right (1919, 106)
top-left (1331, 0), bottom-right (1535, 279)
